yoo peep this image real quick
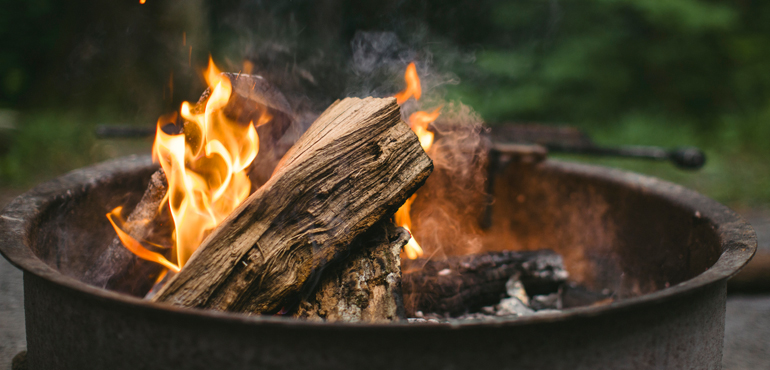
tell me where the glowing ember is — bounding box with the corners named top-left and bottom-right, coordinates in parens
top-left (109, 57), bottom-right (261, 270)
top-left (394, 62), bottom-right (441, 259)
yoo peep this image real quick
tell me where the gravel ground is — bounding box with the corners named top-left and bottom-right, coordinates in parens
top-left (0, 190), bottom-right (768, 368)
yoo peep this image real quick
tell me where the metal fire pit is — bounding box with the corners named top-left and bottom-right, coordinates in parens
top-left (0, 155), bottom-right (756, 370)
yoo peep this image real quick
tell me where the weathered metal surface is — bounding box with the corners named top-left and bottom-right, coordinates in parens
top-left (0, 155), bottom-right (756, 370)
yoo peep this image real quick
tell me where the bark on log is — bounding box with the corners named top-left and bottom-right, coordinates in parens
top-left (153, 97), bottom-right (433, 314)
top-left (295, 221), bottom-right (409, 322)
top-left (402, 250), bottom-right (568, 316)
top-left (84, 170), bottom-right (173, 296)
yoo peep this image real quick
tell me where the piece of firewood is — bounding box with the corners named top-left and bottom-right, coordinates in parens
top-left (401, 250), bottom-right (568, 316)
top-left (153, 97), bottom-right (433, 314)
top-left (84, 170), bottom-right (173, 296)
top-left (295, 221), bottom-right (410, 322)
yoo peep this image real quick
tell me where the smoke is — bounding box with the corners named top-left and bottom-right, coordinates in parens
top-left (347, 31), bottom-right (489, 258)
top-left (411, 103), bottom-right (489, 258)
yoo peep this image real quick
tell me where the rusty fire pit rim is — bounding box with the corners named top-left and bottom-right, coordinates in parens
top-left (0, 155), bottom-right (757, 329)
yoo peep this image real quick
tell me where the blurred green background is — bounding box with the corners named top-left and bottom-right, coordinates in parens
top-left (1, 0), bottom-right (768, 207)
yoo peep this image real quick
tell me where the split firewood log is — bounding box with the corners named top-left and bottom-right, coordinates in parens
top-left (295, 220), bottom-right (410, 322)
top-left (401, 250), bottom-right (568, 316)
top-left (152, 97), bottom-right (433, 314)
top-left (84, 170), bottom-right (173, 296)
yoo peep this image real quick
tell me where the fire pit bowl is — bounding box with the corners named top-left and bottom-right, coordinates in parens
top-left (0, 155), bottom-right (756, 370)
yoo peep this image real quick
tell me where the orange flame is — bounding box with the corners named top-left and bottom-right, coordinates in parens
top-left (109, 56), bottom-right (261, 271)
top-left (408, 107), bottom-right (440, 151)
top-left (394, 63), bottom-right (440, 259)
top-left (154, 56), bottom-right (260, 267)
top-left (394, 62), bottom-right (422, 104)
top-left (106, 207), bottom-right (180, 272)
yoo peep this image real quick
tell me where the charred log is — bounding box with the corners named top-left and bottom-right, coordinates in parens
top-left (402, 250), bottom-right (568, 316)
top-left (152, 97), bottom-right (433, 314)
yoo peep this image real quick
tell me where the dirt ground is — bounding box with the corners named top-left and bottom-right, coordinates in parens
top-left (0, 190), bottom-right (768, 369)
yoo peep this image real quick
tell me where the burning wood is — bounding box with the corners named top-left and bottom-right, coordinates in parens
top-left (295, 221), bottom-right (410, 322)
top-left (96, 62), bottom-right (297, 297)
top-left (99, 60), bottom-right (572, 324)
top-left (85, 169), bottom-right (173, 296)
top-left (152, 97), bottom-right (433, 314)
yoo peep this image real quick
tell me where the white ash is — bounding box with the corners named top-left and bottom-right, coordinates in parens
top-left (506, 277), bottom-right (529, 306)
top-left (494, 297), bottom-right (534, 317)
top-left (530, 292), bottom-right (562, 311)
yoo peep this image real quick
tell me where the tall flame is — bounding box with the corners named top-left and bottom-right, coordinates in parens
top-left (109, 57), bottom-right (261, 270)
top-left (394, 62), bottom-right (440, 259)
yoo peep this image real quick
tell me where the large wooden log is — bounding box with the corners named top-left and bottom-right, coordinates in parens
top-left (84, 170), bottom-right (173, 296)
top-left (295, 220), bottom-right (409, 322)
top-left (153, 97), bottom-right (433, 314)
top-left (402, 250), bottom-right (568, 316)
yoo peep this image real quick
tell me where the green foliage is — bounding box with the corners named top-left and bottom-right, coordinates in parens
top-left (0, 112), bottom-right (103, 186)
top-left (443, 0), bottom-right (770, 204)
top-left (566, 113), bottom-right (770, 205)
top-left (0, 0), bottom-right (767, 204)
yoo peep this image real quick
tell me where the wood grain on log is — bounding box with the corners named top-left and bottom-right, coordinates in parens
top-left (295, 221), bottom-right (409, 322)
top-left (402, 250), bottom-right (568, 316)
top-left (153, 97), bottom-right (433, 314)
top-left (84, 170), bottom-right (173, 296)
